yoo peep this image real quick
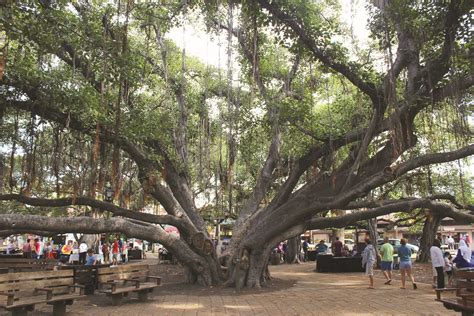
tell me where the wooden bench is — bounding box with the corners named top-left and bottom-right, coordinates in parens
top-left (97, 264), bottom-right (161, 305)
top-left (0, 258), bottom-right (58, 272)
top-left (0, 269), bottom-right (84, 316)
top-left (436, 269), bottom-right (474, 316)
top-left (58, 264), bottom-right (111, 295)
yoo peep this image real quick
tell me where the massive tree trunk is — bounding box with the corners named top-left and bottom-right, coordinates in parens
top-left (417, 211), bottom-right (443, 262)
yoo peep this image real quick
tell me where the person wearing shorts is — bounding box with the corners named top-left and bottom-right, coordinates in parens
top-left (362, 238), bottom-right (376, 289)
top-left (380, 237), bottom-right (394, 285)
top-left (398, 238), bottom-right (417, 290)
top-left (112, 238), bottom-right (119, 265)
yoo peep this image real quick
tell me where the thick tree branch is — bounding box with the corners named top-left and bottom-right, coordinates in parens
top-left (0, 193), bottom-right (185, 228)
top-left (0, 213), bottom-right (166, 241)
top-left (394, 144), bottom-right (474, 177)
top-left (307, 199), bottom-right (474, 230)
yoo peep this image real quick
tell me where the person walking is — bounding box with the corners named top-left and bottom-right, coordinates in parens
top-left (79, 241), bottom-right (88, 264)
top-left (430, 239), bottom-right (445, 289)
top-left (361, 238), bottom-right (376, 289)
top-left (398, 238), bottom-right (417, 290)
top-left (380, 237), bottom-right (394, 285)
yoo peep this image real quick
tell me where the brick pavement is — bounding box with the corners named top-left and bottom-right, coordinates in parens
top-left (26, 262), bottom-right (454, 316)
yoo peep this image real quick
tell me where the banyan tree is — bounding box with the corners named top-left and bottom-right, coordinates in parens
top-left (0, 0), bottom-right (473, 287)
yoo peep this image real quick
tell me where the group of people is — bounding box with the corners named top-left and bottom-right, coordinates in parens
top-left (362, 237), bottom-right (417, 290)
top-left (301, 237), bottom-right (354, 262)
top-left (20, 238), bottom-right (57, 259)
top-left (362, 235), bottom-right (474, 290)
top-left (101, 238), bottom-right (129, 265)
top-left (56, 240), bottom-right (96, 265)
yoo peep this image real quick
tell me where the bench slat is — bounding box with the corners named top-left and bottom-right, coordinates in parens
top-left (0, 270), bottom-right (72, 282)
top-left (99, 283), bottom-right (157, 295)
top-left (456, 280), bottom-right (474, 290)
top-left (455, 270), bottom-right (474, 280)
top-left (0, 296), bottom-right (47, 309)
top-left (0, 278), bottom-right (73, 292)
top-left (98, 264), bottom-right (149, 275)
top-left (98, 270), bottom-right (149, 283)
top-left (440, 299), bottom-right (474, 312)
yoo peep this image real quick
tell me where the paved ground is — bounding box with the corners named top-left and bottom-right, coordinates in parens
top-left (27, 261), bottom-right (455, 316)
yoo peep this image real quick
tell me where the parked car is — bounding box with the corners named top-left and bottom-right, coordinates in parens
top-left (344, 239), bottom-right (355, 251)
top-left (377, 239), bottom-right (419, 255)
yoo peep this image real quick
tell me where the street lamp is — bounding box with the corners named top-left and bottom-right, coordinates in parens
top-left (104, 182), bottom-right (114, 203)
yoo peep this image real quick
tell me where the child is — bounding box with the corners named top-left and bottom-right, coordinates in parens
top-left (444, 251), bottom-right (453, 287)
top-left (85, 249), bottom-right (97, 266)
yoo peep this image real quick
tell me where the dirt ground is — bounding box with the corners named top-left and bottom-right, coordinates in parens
top-left (19, 257), bottom-right (455, 315)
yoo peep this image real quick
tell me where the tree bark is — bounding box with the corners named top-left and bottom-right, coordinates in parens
top-left (417, 211), bottom-right (443, 262)
top-left (285, 235), bottom-right (301, 264)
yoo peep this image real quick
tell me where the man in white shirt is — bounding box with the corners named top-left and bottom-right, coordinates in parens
top-left (79, 241), bottom-right (88, 264)
top-left (430, 239), bottom-right (445, 289)
top-left (447, 236), bottom-right (455, 250)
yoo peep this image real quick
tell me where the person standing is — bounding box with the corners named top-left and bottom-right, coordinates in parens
top-left (102, 242), bottom-right (110, 264)
top-left (30, 239), bottom-right (37, 259)
top-left (444, 251), bottom-right (454, 287)
top-left (22, 239), bottom-right (31, 258)
top-left (332, 237), bottom-right (343, 257)
top-left (302, 239), bottom-right (309, 262)
top-left (447, 236), bottom-right (455, 250)
top-left (398, 238), bottom-right (417, 290)
top-left (34, 238), bottom-right (42, 259)
top-left (112, 238), bottom-right (119, 265)
top-left (361, 238), bottom-right (376, 289)
top-left (122, 242), bottom-right (128, 263)
top-left (44, 242), bottom-right (54, 259)
top-left (118, 238), bottom-right (123, 262)
top-left (60, 240), bottom-right (73, 263)
top-left (430, 239), bottom-right (445, 289)
top-left (79, 241), bottom-right (88, 264)
top-left (380, 237), bottom-right (394, 285)
top-left (6, 239), bottom-right (14, 255)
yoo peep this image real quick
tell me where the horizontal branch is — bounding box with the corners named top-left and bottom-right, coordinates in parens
top-left (394, 144), bottom-right (474, 177)
top-left (307, 199), bottom-right (474, 230)
top-left (0, 211), bottom-right (212, 277)
top-left (0, 194), bottom-right (185, 229)
top-left (0, 213), bottom-right (167, 241)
